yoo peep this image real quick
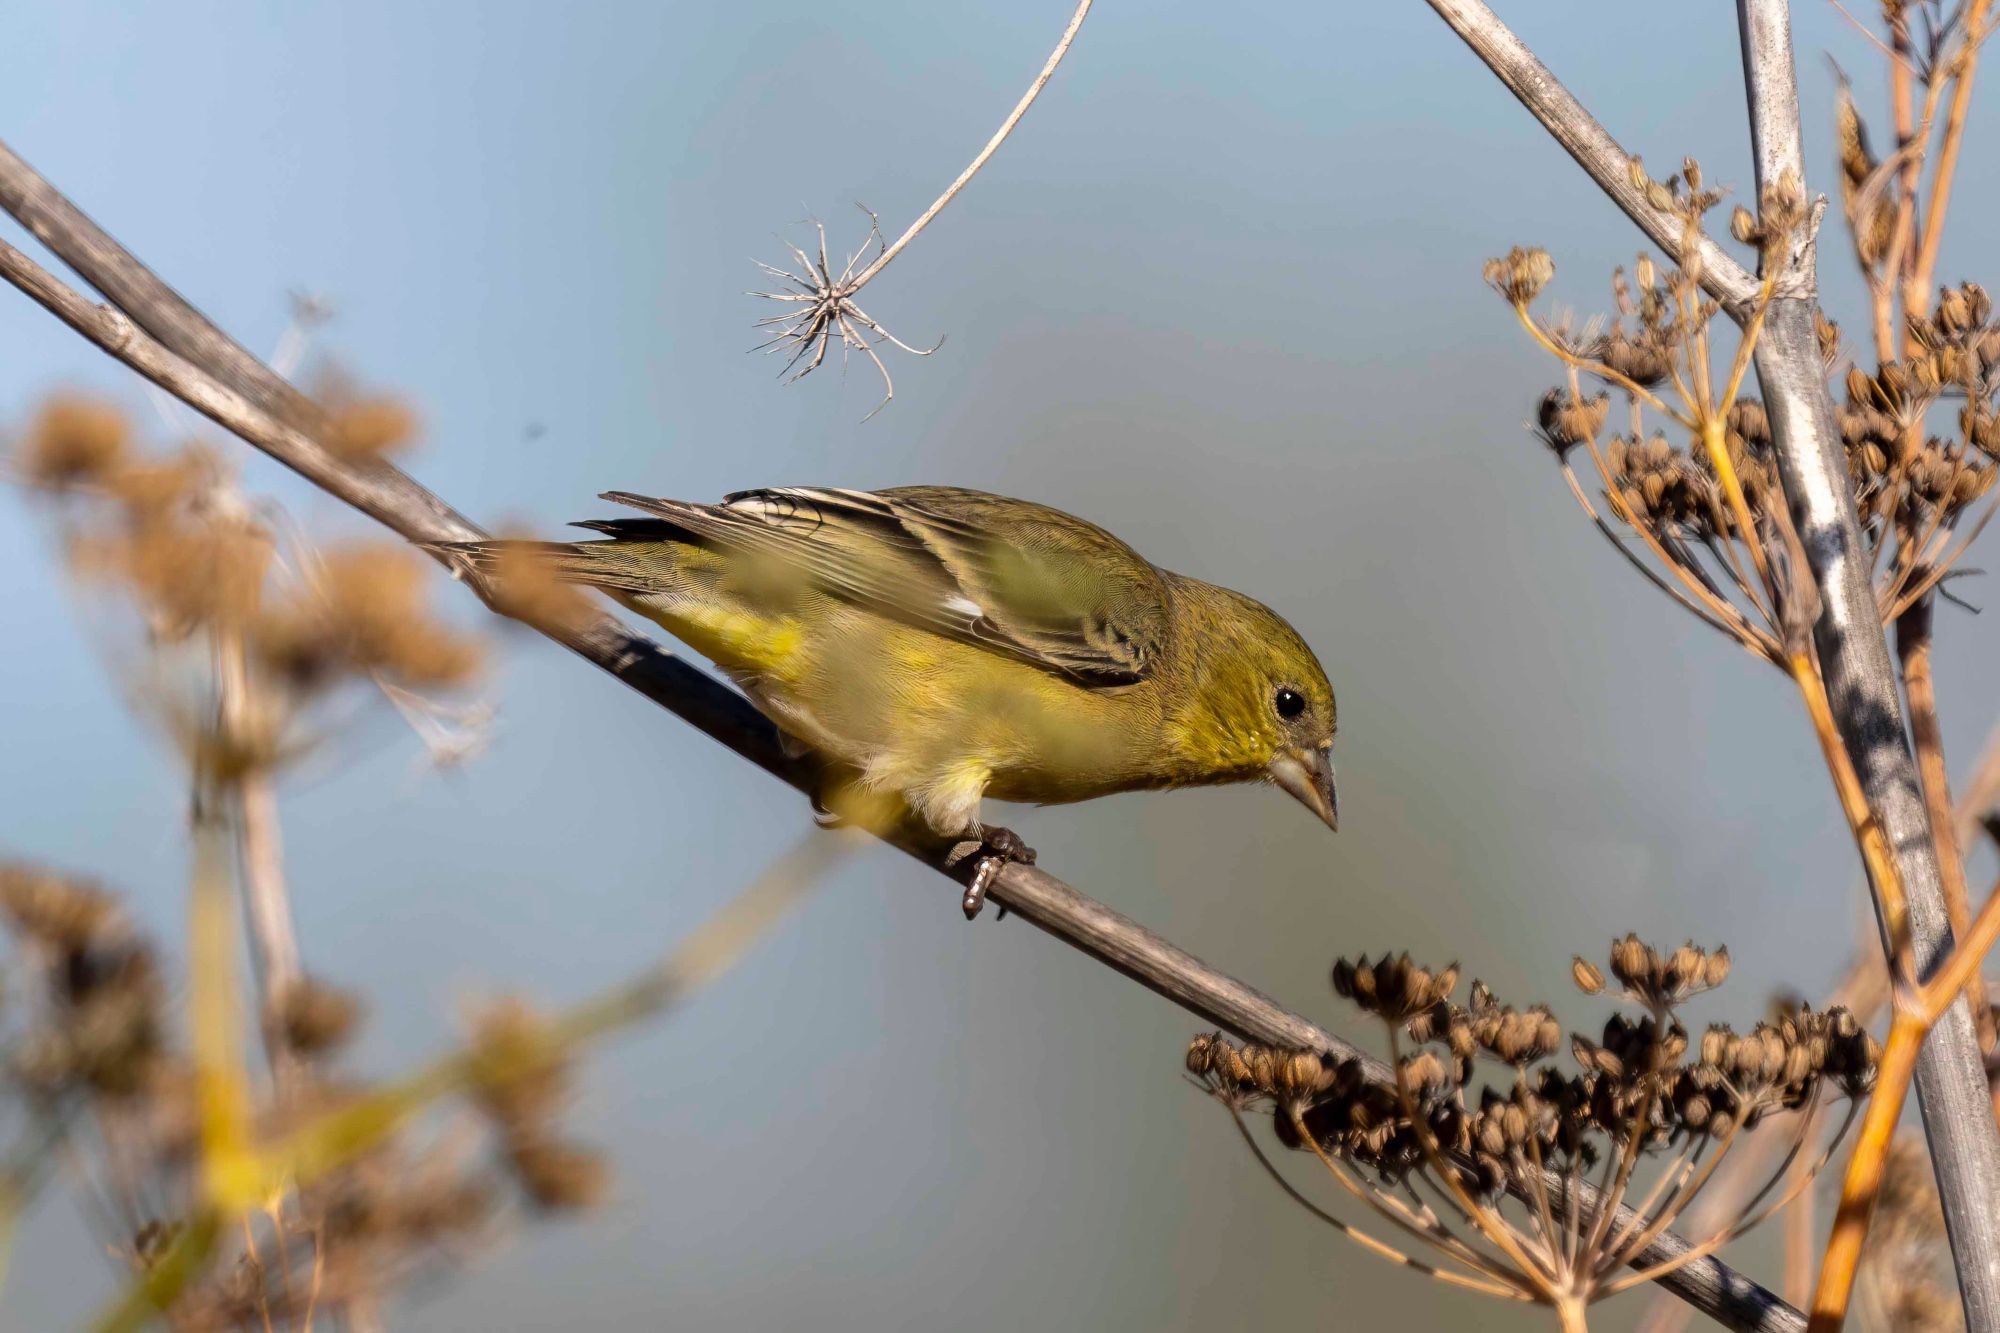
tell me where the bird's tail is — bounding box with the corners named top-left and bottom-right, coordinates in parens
top-left (426, 539), bottom-right (680, 595)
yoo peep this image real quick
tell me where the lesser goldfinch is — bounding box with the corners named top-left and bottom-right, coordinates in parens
top-left (447, 486), bottom-right (1337, 914)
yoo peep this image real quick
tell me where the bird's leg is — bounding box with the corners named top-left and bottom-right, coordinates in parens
top-left (956, 824), bottom-right (1036, 920)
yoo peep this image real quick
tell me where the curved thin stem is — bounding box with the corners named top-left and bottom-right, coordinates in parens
top-left (1242, 1106), bottom-right (1532, 1296)
top-left (849, 0), bottom-right (1092, 289)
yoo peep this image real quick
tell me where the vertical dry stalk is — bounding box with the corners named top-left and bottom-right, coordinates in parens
top-left (1432, 0), bottom-right (2000, 1324)
top-left (213, 625), bottom-right (306, 1096)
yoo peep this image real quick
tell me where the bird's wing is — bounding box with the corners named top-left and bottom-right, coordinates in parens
top-left (587, 486), bottom-right (1168, 684)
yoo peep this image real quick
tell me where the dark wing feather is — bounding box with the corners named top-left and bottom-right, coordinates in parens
top-left (596, 487), bottom-right (1167, 684)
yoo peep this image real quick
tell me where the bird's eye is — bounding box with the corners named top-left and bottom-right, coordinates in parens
top-left (1274, 687), bottom-right (1306, 720)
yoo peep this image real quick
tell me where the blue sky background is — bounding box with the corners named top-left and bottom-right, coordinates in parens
top-left (4, 3), bottom-right (1996, 1329)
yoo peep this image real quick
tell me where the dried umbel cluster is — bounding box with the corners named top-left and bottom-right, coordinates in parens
top-left (464, 999), bottom-right (613, 1212)
top-left (1491, 155), bottom-right (1999, 667)
top-left (10, 393), bottom-right (485, 770)
top-left (0, 863), bottom-right (608, 1330)
top-left (1839, 282), bottom-right (2000, 621)
top-left (1188, 938), bottom-right (1875, 1328)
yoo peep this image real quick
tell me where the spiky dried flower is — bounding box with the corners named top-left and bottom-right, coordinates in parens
top-left (753, 210), bottom-right (940, 422)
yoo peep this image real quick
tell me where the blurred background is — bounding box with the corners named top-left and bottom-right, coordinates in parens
top-left (3, 2), bottom-right (1995, 1328)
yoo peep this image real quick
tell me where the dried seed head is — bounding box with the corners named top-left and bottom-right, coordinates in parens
top-left (1275, 1049), bottom-right (1333, 1101)
top-left (69, 507), bottom-right (273, 641)
top-left (275, 977), bottom-right (363, 1055)
top-left (252, 543), bottom-right (485, 692)
top-left (1938, 285), bottom-right (1974, 337)
top-left (479, 531), bottom-right (597, 629)
top-left (504, 1135), bottom-right (609, 1212)
top-left (1484, 247), bottom-right (1554, 306)
top-left (314, 371), bottom-right (421, 463)
top-left (1470, 1002), bottom-right (1561, 1066)
top-left (1816, 311), bottom-right (1842, 369)
top-left (0, 864), bottom-right (119, 949)
top-left (1596, 329), bottom-right (1675, 389)
top-left (1535, 389), bottom-right (1610, 458)
top-left (1332, 953), bottom-right (1460, 1023)
top-left (1398, 1049), bottom-right (1450, 1098)
top-left (1186, 1032), bottom-right (1223, 1079)
top-left (1571, 956), bottom-right (1606, 995)
top-left (16, 395), bottom-right (130, 489)
top-left (1572, 1033), bottom-right (1623, 1078)
top-left (104, 445), bottom-right (214, 520)
top-left (1604, 935), bottom-right (1728, 1009)
top-left (1610, 934), bottom-right (1654, 988)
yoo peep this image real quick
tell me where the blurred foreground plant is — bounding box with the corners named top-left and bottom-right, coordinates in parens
top-left (3, 396), bottom-right (840, 1329)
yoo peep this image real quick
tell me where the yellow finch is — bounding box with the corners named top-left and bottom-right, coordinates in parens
top-left (449, 487), bottom-right (1337, 914)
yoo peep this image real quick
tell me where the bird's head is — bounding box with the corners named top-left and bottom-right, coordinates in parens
top-left (1168, 584), bottom-right (1338, 831)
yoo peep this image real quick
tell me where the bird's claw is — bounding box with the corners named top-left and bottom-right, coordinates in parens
top-left (960, 825), bottom-right (1035, 920)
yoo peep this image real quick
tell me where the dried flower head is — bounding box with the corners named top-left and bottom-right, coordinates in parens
top-left (753, 210), bottom-right (940, 421)
top-left (275, 976), bottom-right (363, 1056)
top-left (253, 543), bottom-right (484, 692)
top-left (477, 530), bottom-right (597, 629)
top-left (14, 394), bottom-right (130, 488)
top-left (1605, 934), bottom-right (1730, 1009)
top-left (1534, 388), bottom-right (1610, 458)
top-left (1331, 952), bottom-right (1459, 1023)
top-left (1193, 935), bottom-right (1871, 1324)
top-left (1484, 246), bottom-right (1554, 305)
top-left (0, 863), bottom-right (120, 950)
top-left (313, 369), bottom-right (421, 462)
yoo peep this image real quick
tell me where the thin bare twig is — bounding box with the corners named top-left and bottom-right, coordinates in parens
top-left (752, 0), bottom-right (1092, 416)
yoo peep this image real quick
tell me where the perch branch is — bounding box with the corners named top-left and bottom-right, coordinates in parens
top-left (0, 141), bottom-right (1807, 1333)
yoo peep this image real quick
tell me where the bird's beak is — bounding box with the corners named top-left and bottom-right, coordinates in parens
top-left (1269, 744), bottom-right (1338, 832)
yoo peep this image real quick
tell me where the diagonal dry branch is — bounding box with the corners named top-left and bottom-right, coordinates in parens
top-left (1424, 0), bottom-right (1761, 311)
top-left (0, 139), bottom-right (1809, 1332)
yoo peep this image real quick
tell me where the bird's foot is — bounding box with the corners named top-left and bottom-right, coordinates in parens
top-left (956, 825), bottom-right (1036, 921)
